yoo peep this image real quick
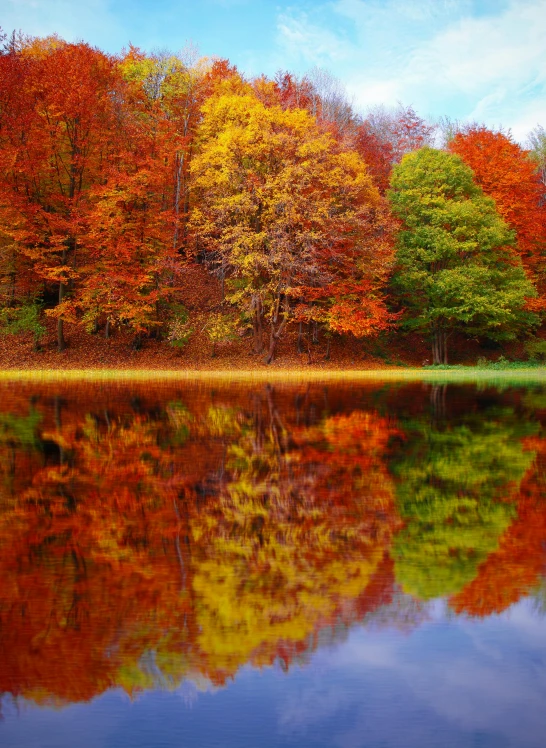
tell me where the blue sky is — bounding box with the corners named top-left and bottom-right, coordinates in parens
top-left (2, 0), bottom-right (546, 141)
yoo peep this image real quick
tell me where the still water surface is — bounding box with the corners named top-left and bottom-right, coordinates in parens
top-left (0, 380), bottom-right (544, 747)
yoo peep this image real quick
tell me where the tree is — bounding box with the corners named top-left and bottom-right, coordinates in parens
top-left (205, 312), bottom-right (238, 356)
top-left (75, 46), bottom-right (216, 340)
top-left (0, 38), bottom-right (122, 351)
top-left (271, 68), bottom-right (357, 137)
top-left (365, 104), bottom-right (436, 164)
top-left (352, 121), bottom-right (394, 194)
top-left (449, 126), bottom-right (546, 298)
top-left (190, 85), bottom-right (392, 362)
top-left (118, 45), bottom-right (212, 253)
top-left (388, 147), bottom-right (538, 364)
top-left (527, 124), bottom-right (546, 205)
top-left (78, 170), bottom-right (179, 338)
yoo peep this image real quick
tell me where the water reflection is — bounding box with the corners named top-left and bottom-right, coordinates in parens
top-left (0, 381), bottom-right (544, 712)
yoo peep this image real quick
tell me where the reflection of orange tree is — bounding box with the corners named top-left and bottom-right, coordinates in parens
top-left (191, 391), bottom-right (401, 682)
top-left (0, 410), bottom-right (197, 704)
top-left (6, 384), bottom-right (543, 705)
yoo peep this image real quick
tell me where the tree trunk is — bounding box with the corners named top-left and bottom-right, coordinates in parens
top-left (57, 317), bottom-right (65, 352)
top-left (266, 296), bottom-right (289, 364)
top-left (57, 243), bottom-right (68, 352)
top-left (58, 129), bottom-right (80, 354)
top-left (430, 384), bottom-right (447, 423)
top-left (432, 325), bottom-right (448, 365)
top-left (58, 260), bottom-right (66, 353)
top-left (266, 324), bottom-right (277, 364)
top-left (105, 319), bottom-right (110, 339)
top-left (297, 321), bottom-right (304, 353)
top-left (251, 294), bottom-right (263, 354)
top-left (173, 152), bottom-right (182, 250)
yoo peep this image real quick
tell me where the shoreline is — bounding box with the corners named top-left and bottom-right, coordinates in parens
top-left (0, 367), bottom-right (543, 384)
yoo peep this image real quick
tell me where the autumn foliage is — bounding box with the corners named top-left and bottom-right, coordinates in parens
top-left (449, 126), bottom-right (546, 300)
top-left (0, 29), bottom-right (543, 365)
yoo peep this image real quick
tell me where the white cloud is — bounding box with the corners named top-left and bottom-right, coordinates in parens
top-left (276, 9), bottom-right (354, 65)
top-left (408, 0), bottom-right (546, 95)
top-left (277, 598), bottom-right (546, 748)
top-left (2, 0), bottom-right (121, 47)
top-left (275, 0), bottom-right (546, 141)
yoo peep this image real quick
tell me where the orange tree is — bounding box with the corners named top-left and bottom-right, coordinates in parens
top-left (449, 126), bottom-right (546, 302)
top-left (0, 37), bottom-right (122, 350)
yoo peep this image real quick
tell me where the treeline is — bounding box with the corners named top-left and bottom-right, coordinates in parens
top-left (0, 30), bottom-right (545, 364)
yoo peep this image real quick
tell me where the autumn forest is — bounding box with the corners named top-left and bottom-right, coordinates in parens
top-left (1, 30), bottom-right (545, 368)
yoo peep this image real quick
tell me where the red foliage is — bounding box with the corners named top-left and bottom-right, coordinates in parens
top-left (449, 126), bottom-right (546, 299)
top-left (353, 121), bottom-right (394, 194)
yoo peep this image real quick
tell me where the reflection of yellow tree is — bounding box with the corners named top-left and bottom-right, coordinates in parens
top-left (191, 393), bottom-right (400, 679)
top-left (2, 382), bottom-right (541, 708)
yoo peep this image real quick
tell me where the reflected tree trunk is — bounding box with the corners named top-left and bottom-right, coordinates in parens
top-left (430, 384), bottom-right (447, 423)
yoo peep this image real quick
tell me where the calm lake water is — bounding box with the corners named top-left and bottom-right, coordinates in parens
top-left (0, 379), bottom-right (545, 748)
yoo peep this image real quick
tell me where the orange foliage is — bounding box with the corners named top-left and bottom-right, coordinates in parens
top-left (449, 126), bottom-right (546, 299)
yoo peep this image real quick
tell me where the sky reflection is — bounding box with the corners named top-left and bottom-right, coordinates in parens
top-left (2, 599), bottom-right (546, 748)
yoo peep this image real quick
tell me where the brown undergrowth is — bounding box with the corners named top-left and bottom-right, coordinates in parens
top-left (0, 265), bottom-right (539, 372)
top-left (0, 321), bottom-right (532, 372)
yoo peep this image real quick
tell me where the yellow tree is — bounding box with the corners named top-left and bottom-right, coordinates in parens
top-left (190, 84), bottom-right (392, 362)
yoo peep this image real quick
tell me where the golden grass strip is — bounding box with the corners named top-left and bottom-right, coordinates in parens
top-left (0, 367), bottom-right (543, 385)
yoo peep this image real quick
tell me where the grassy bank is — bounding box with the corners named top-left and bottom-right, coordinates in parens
top-left (0, 367), bottom-right (543, 385)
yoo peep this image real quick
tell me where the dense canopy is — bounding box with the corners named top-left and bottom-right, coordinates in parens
top-left (0, 29), bottom-right (544, 364)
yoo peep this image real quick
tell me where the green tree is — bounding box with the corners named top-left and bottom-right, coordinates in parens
top-left (0, 298), bottom-right (45, 351)
top-left (388, 147), bottom-right (538, 364)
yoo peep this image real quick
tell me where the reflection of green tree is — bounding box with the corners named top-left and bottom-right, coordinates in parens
top-left (392, 409), bottom-right (537, 599)
top-left (0, 409), bottom-right (41, 449)
top-left (0, 409), bottom-right (42, 505)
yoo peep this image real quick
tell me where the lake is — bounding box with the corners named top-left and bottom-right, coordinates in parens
top-left (0, 378), bottom-right (544, 747)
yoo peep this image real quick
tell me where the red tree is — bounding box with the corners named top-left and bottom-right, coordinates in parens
top-left (449, 126), bottom-right (546, 301)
